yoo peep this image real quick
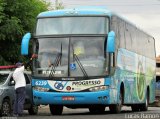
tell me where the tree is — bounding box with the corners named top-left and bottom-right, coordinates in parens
top-left (48, 0), bottom-right (64, 10)
top-left (0, 0), bottom-right (49, 65)
top-left (55, 0), bottom-right (64, 10)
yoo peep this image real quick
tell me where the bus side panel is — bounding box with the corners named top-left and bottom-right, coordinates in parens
top-left (116, 48), bottom-right (150, 104)
top-left (145, 57), bottom-right (156, 103)
top-left (109, 76), bottom-right (118, 104)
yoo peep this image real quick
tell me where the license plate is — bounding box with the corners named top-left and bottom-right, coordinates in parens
top-left (62, 96), bottom-right (75, 101)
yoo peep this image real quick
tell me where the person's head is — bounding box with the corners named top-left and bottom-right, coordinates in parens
top-left (16, 62), bottom-right (23, 68)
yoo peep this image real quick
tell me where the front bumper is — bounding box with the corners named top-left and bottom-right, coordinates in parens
top-left (33, 90), bottom-right (110, 105)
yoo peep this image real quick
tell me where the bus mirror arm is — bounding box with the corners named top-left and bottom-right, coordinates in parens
top-left (108, 53), bottom-right (111, 74)
top-left (107, 53), bottom-right (116, 75)
top-left (21, 32), bottom-right (31, 55)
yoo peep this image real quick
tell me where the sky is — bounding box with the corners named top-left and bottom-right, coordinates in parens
top-left (48, 0), bottom-right (160, 56)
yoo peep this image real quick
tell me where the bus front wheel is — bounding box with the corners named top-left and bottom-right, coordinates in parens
top-left (109, 91), bottom-right (123, 113)
top-left (49, 105), bottom-right (63, 115)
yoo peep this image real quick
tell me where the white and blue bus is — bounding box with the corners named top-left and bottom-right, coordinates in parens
top-left (21, 7), bottom-right (156, 114)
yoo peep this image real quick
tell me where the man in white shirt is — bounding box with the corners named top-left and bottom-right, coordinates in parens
top-left (12, 63), bottom-right (26, 117)
top-left (13, 65), bottom-right (26, 89)
top-left (12, 54), bottom-right (37, 117)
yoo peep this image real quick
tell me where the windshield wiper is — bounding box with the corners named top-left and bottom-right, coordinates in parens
top-left (49, 43), bottom-right (62, 77)
top-left (72, 44), bottom-right (88, 78)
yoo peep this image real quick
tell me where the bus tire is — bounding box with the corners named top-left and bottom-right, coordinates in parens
top-left (28, 105), bottom-right (38, 115)
top-left (140, 90), bottom-right (149, 111)
top-left (109, 91), bottom-right (123, 113)
top-left (49, 105), bottom-right (63, 115)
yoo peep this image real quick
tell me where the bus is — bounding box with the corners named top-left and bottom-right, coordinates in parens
top-left (21, 7), bottom-right (156, 114)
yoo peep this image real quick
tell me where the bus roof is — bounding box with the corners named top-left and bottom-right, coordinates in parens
top-left (37, 6), bottom-right (112, 18)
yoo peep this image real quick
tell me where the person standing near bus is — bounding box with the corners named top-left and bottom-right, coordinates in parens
top-left (12, 54), bottom-right (37, 117)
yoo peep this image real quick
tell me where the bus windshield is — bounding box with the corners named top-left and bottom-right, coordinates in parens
top-left (36, 17), bottom-right (108, 35)
top-left (33, 37), bottom-right (107, 78)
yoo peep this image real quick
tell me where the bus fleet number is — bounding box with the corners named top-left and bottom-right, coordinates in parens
top-left (35, 81), bottom-right (47, 86)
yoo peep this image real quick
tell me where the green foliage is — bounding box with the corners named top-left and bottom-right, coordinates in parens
top-left (0, 0), bottom-right (49, 65)
top-left (55, 0), bottom-right (64, 10)
top-left (48, 0), bottom-right (64, 10)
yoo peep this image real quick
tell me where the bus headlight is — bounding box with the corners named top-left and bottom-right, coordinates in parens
top-left (89, 85), bottom-right (109, 92)
top-left (33, 86), bottom-right (49, 92)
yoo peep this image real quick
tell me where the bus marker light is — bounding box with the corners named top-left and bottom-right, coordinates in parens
top-left (66, 86), bottom-right (71, 91)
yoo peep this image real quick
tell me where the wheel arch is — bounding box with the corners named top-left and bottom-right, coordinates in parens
top-left (120, 82), bottom-right (125, 104)
top-left (3, 96), bottom-right (11, 104)
top-left (147, 85), bottom-right (150, 103)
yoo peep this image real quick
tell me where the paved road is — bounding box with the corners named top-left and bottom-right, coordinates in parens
top-left (3, 106), bottom-right (160, 119)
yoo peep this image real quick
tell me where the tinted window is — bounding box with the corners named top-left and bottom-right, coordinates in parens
top-left (125, 23), bottom-right (132, 51)
top-left (119, 19), bottom-right (126, 48)
top-left (111, 16), bottom-right (155, 59)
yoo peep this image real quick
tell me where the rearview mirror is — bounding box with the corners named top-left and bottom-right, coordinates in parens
top-left (106, 31), bottom-right (115, 53)
top-left (21, 32), bottom-right (31, 55)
